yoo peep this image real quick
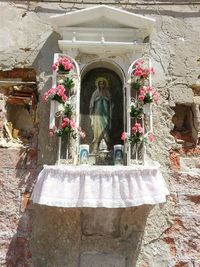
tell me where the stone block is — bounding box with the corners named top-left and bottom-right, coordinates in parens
top-left (80, 252), bottom-right (126, 267)
top-left (169, 86), bottom-right (193, 105)
top-left (120, 206), bottom-right (151, 238)
top-left (81, 208), bottom-right (122, 237)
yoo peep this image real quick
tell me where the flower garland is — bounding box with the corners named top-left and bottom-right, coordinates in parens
top-left (52, 57), bottom-right (74, 73)
top-left (43, 85), bottom-right (68, 103)
top-left (121, 123), bottom-right (155, 144)
top-left (121, 59), bottom-right (158, 146)
top-left (44, 56), bottom-right (85, 140)
top-left (49, 118), bottom-right (85, 139)
top-left (131, 59), bottom-right (155, 91)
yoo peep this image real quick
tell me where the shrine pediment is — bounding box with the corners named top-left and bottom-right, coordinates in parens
top-left (50, 5), bottom-right (156, 54)
top-left (51, 5), bottom-right (155, 29)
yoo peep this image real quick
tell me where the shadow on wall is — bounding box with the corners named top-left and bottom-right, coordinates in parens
top-left (4, 147), bottom-right (38, 267)
top-left (32, 32), bottom-right (61, 166)
top-left (4, 32), bottom-right (61, 266)
top-left (30, 205), bottom-right (152, 267)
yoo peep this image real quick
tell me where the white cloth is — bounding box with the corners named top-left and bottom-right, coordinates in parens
top-left (31, 164), bottom-right (169, 208)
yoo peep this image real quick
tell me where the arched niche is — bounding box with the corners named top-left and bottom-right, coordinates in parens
top-left (80, 60), bottom-right (125, 164)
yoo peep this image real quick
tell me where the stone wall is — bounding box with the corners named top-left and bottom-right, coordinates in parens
top-left (0, 1), bottom-right (200, 266)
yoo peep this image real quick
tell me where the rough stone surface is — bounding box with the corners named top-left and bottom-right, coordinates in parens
top-left (80, 252), bottom-right (126, 267)
top-left (0, 1), bottom-right (200, 267)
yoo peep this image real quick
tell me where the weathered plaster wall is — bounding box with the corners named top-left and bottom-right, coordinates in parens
top-left (0, 1), bottom-right (200, 267)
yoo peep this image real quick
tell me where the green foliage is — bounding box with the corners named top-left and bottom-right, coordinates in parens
top-left (130, 106), bottom-right (143, 118)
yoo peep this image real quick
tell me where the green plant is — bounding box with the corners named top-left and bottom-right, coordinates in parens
top-left (130, 105), bottom-right (143, 118)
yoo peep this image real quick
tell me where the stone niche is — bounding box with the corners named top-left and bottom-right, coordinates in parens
top-left (80, 64), bottom-right (124, 165)
top-left (49, 5), bottom-right (155, 165)
top-left (171, 101), bottom-right (200, 146)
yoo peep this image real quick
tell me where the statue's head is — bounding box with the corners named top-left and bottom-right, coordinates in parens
top-left (95, 77), bottom-right (109, 89)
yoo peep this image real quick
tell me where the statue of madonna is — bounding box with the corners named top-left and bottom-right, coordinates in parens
top-left (89, 77), bottom-right (112, 153)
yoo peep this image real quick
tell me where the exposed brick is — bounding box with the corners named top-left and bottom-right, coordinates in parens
top-left (163, 237), bottom-right (177, 256)
top-left (174, 262), bottom-right (190, 267)
top-left (0, 68), bottom-right (36, 82)
top-left (20, 193), bottom-right (31, 212)
top-left (169, 151), bottom-right (180, 170)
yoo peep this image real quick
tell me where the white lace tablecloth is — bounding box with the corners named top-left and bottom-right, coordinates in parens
top-left (31, 164), bottom-right (169, 208)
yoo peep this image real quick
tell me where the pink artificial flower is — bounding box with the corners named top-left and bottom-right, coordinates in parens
top-left (49, 131), bottom-right (54, 137)
top-left (148, 133), bottom-right (155, 142)
top-left (145, 68), bottom-right (150, 76)
top-left (52, 63), bottom-right (58, 71)
top-left (138, 126), bottom-right (144, 134)
top-left (146, 86), bottom-right (152, 93)
top-left (134, 68), bottom-right (143, 77)
top-left (138, 94), bottom-right (145, 101)
top-left (63, 117), bottom-right (70, 123)
top-left (151, 67), bottom-right (155, 75)
top-left (69, 119), bottom-right (76, 128)
top-left (52, 126), bottom-right (57, 132)
top-left (43, 92), bottom-right (48, 102)
top-left (80, 131), bottom-right (86, 139)
top-left (62, 95), bottom-right (68, 102)
top-left (132, 126), bottom-right (137, 134)
top-left (48, 88), bottom-right (56, 95)
top-left (152, 91), bottom-right (159, 103)
top-left (131, 123), bottom-right (144, 135)
top-left (133, 60), bottom-right (144, 67)
top-left (121, 132), bottom-right (127, 141)
top-left (57, 57), bottom-right (74, 71)
top-left (61, 121), bottom-right (67, 129)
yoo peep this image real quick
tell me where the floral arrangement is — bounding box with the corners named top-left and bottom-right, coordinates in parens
top-left (121, 59), bottom-right (157, 154)
top-left (130, 102), bottom-right (143, 118)
top-left (121, 123), bottom-right (155, 144)
top-left (138, 86), bottom-right (159, 104)
top-left (43, 85), bottom-right (68, 103)
top-left (121, 123), bottom-right (144, 144)
top-left (52, 56), bottom-right (74, 73)
top-left (131, 60), bottom-right (155, 91)
top-left (49, 117), bottom-right (85, 139)
top-left (44, 55), bottom-right (85, 141)
top-left (58, 77), bottom-right (75, 92)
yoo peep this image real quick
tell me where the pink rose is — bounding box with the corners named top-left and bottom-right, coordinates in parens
top-left (148, 134), bottom-right (155, 142)
top-left (61, 121), bottom-right (67, 129)
top-left (62, 95), bottom-right (68, 102)
top-left (132, 126), bottom-right (137, 134)
top-left (49, 131), bottom-right (54, 137)
top-left (63, 117), bottom-right (70, 123)
top-left (52, 63), bottom-right (58, 71)
top-left (138, 95), bottom-right (145, 101)
top-left (121, 132), bottom-right (127, 141)
top-left (138, 127), bottom-right (144, 134)
top-left (151, 67), bottom-right (155, 75)
top-left (70, 120), bottom-right (76, 128)
top-left (80, 131), bottom-right (86, 139)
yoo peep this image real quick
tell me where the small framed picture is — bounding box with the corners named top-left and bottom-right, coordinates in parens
top-left (79, 144), bottom-right (89, 165)
top-left (114, 145), bottom-right (124, 165)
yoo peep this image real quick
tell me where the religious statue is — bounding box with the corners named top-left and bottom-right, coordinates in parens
top-left (89, 77), bottom-right (112, 153)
